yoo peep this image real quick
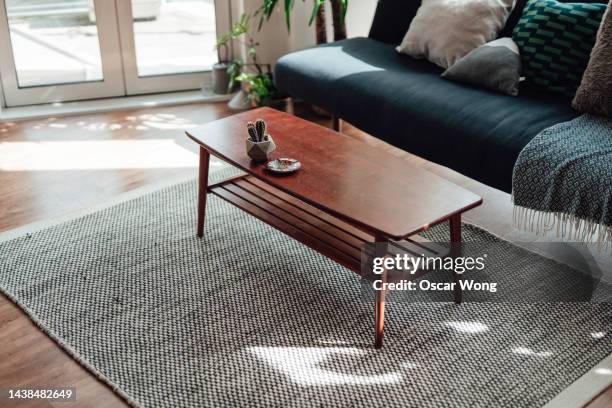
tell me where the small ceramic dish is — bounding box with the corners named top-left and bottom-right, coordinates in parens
top-left (266, 158), bottom-right (301, 174)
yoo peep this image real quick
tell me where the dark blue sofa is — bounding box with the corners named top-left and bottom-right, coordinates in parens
top-left (274, 0), bottom-right (601, 193)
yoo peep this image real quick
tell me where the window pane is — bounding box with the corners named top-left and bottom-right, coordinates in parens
top-left (5, 0), bottom-right (104, 88)
top-left (131, 0), bottom-right (217, 77)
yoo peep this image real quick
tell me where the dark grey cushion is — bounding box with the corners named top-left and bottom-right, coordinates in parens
top-left (498, 0), bottom-right (608, 37)
top-left (441, 38), bottom-right (522, 96)
top-left (275, 37), bottom-right (579, 192)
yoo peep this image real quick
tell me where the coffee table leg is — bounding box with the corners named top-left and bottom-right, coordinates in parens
top-left (197, 147), bottom-right (210, 238)
top-left (450, 214), bottom-right (462, 305)
top-left (374, 237), bottom-right (388, 349)
top-left (375, 284), bottom-right (386, 349)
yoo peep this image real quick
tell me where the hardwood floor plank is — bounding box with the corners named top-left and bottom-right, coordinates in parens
top-left (585, 387), bottom-right (612, 408)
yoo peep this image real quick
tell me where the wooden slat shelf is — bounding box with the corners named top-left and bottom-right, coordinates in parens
top-left (210, 175), bottom-right (368, 272)
top-left (209, 176), bottom-right (450, 276)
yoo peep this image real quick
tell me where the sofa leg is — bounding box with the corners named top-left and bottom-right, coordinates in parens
top-left (332, 115), bottom-right (342, 132)
top-left (285, 97), bottom-right (294, 115)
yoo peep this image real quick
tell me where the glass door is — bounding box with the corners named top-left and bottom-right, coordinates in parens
top-left (0, 0), bottom-right (124, 106)
top-left (0, 0), bottom-right (230, 107)
top-left (115, 0), bottom-right (230, 94)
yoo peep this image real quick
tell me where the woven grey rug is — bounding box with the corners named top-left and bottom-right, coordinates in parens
top-left (1, 165), bottom-right (611, 408)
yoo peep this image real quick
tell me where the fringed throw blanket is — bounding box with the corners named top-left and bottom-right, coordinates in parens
top-left (512, 114), bottom-right (612, 249)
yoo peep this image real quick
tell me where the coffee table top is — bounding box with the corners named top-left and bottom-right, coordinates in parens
top-left (187, 107), bottom-right (482, 240)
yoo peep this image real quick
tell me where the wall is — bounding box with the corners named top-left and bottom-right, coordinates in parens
top-left (228, 0), bottom-right (287, 69)
top-left (287, 0), bottom-right (378, 52)
top-left (346, 0), bottom-right (378, 38)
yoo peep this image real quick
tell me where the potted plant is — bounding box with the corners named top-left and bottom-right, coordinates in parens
top-left (246, 119), bottom-right (276, 162)
top-left (211, 38), bottom-right (235, 95)
top-left (257, 0), bottom-right (349, 44)
top-left (256, 0), bottom-right (349, 115)
top-left (216, 13), bottom-right (279, 108)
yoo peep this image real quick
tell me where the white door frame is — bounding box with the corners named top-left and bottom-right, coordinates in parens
top-left (0, 0), bottom-right (125, 107)
top-left (115, 0), bottom-right (231, 95)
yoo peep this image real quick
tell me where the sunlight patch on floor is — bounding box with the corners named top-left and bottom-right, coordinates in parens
top-left (512, 347), bottom-right (553, 358)
top-left (15, 112), bottom-right (198, 133)
top-left (249, 346), bottom-right (402, 386)
top-left (0, 140), bottom-right (198, 171)
top-left (444, 321), bottom-right (489, 334)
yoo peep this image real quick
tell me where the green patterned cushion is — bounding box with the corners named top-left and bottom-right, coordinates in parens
top-left (512, 0), bottom-right (607, 97)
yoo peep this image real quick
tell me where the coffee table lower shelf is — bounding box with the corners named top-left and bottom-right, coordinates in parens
top-left (209, 174), bottom-right (373, 273)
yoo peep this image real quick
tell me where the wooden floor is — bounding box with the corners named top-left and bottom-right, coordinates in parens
top-left (0, 101), bottom-right (609, 407)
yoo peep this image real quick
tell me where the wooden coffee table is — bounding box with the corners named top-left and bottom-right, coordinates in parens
top-left (186, 107), bottom-right (482, 348)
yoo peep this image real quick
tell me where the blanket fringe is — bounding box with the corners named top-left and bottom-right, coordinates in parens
top-left (512, 204), bottom-right (612, 252)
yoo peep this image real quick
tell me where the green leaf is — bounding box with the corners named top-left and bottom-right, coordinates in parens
top-left (235, 72), bottom-right (277, 106)
top-left (284, 0), bottom-right (294, 31)
top-left (308, 0), bottom-right (324, 26)
top-left (341, 0), bottom-right (348, 25)
top-left (226, 13), bottom-right (249, 39)
top-left (262, 0), bottom-right (277, 18)
top-left (227, 59), bottom-right (244, 92)
top-left (215, 33), bottom-right (230, 48)
top-left (258, 15), bottom-right (265, 31)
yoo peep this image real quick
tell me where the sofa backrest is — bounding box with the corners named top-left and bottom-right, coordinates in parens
top-left (369, 0), bottom-right (422, 45)
top-left (369, 0), bottom-right (609, 45)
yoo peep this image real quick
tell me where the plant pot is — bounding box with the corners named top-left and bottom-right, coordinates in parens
top-left (246, 136), bottom-right (276, 162)
top-left (212, 62), bottom-right (236, 95)
top-left (228, 89), bottom-right (251, 111)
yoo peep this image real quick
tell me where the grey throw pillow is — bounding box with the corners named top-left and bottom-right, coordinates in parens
top-left (441, 38), bottom-right (522, 96)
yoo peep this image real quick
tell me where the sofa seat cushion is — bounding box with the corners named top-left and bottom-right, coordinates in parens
top-left (274, 37), bottom-right (579, 193)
